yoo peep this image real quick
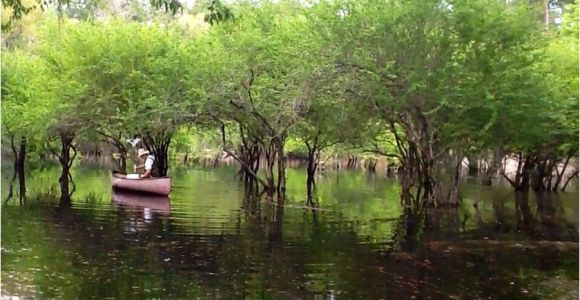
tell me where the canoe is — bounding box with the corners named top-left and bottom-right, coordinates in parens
top-left (111, 190), bottom-right (170, 215)
top-left (111, 173), bottom-right (171, 196)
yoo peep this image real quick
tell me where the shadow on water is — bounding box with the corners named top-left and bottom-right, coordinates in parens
top-left (1, 166), bottom-right (578, 299)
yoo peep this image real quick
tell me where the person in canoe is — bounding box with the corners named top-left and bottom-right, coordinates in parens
top-left (134, 148), bottom-right (158, 178)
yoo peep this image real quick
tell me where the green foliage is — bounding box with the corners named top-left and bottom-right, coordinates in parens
top-left (284, 138), bottom-right (308, 156)
top-left (35, 18), bottom-right (195, 141)
top-left (1, 0), bottom-right (577, 194)
top-left (1, 50), bottom-right (54, 151)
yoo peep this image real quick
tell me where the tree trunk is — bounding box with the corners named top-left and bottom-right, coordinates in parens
top-left (264, 142), bottom-right (276, 195)
top-left (17, 137), bottom-right (26, 203)
top-left (240, 143), bottom-right (261, 185)
top-left (531, 157), bottom-right (547, 191)
top-left (397, 166), bottom-right (413, 207)
top-left (552, 155), bottom-right (572, 191)
top-left (517, 155), bottom-right (534, 191)
top-left (119, 152), bottom-right (127, 173)
top-left (366, 158), bottom-right (377, 173)
top-left (238, 143), bottom-right (247, 180)
top-left (143, 131), bottom-right (172, 177)
top-left (561, 170), bottom-right (579, 192)
top-left (306, 148), bottom-right (317, 196)
top-left (418, 151), bottom-right (436, 205)
top-left (466, 154), bottom-right (478, 177)
top-left (276, 137), bottom-right (287, 197)
top-left (448, 154), bottom-right (462, 206)
top-left (480, 151), bottom-right (503, 186)
top-left (58, 134), bottom-right (76, 204)
top-left (544, 159), bottom-right (556, 191)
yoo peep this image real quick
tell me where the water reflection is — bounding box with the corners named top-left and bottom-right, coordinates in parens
top-left (111, 190), bottom-right (171, 216)
top-left (1, 167), bottom-right (578, 299)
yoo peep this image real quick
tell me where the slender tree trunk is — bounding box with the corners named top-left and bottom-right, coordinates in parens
top-left (119, 152), bottom-right (127, 173)
top-left (306, 148), bottom-right (317, 196)
top-left (305, 136), bottom-right (321, 197)
top-left (57, 134), bottom-right (76, 204)
top-left (544, 159), bottom-right (555, 191)
top-left (397, 166), bottom-right (413, 207)
top-left (264, 143), bottom-right (276, 195)
top-left (276, 137), bottom-right (287, 196)
top-left (219, 124), bottom-right (269, 190)
top-left (419, 152), bottom-right (436, 205)
top-left (503, 153), bottom-right (528, 190)
top-left (252, 145), bottom-right (261, 174)
top-left (241, 143), bottom-right (261, 186)
top-left (481, 151), bottom-right (503, 186)
top-left (514, 153), bottom-right (524, 188)
top-left (366, 158), bottom-right (377, 173)
top-left (17, 137), bottom-right (27, 203)
top-left (531, 157), bottom-right (547, 191)
top-left (444, 153), bottom-right (463, 207)
top-left (238, 143), bottom-right (247, 181)
top-left (561, 170), bottom-right (579, 192)
top-left (518, 155), bottom-right (534, 191)
top-left (466, 154), bottom-right (478, 177)
top-left (552, 155), bottom-right (572, 191)
top-left (143, 132), bottom-right (172, 177)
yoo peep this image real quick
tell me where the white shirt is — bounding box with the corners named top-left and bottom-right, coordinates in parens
top-left (144, 155), bottom-right (155, 171)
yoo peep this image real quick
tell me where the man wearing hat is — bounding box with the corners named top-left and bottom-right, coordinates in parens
top-left (134, 148), bottom-right (157, 178)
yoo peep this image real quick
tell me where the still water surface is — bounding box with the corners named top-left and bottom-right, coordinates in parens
top-left (2, 165), bottom-right (579, 299)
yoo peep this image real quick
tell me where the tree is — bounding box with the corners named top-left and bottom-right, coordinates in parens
top-left (194, 1), bottom-right (321, 196)
top-left (1, 50), bottom-right (49, 203)
top-left (308, 0), bottom-right (555, 206)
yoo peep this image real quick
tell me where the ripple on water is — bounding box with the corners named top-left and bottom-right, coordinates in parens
top-left (1, 167), bottom-right (578, 299)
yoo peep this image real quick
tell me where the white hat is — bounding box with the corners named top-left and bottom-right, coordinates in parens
top-left (137, 148), bottom-right (150, 157)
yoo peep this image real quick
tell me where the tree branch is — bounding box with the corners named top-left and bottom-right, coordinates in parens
top-left (561, 170), bottom-right (579, 192)
top-left (219, 124), bottom-right (269, 188)
top-left (69, 145), bottom-right (77, 168)
top-left (501, 171), bottom-right (518, 189)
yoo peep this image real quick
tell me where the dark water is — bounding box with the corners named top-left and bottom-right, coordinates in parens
top-left (2, 165), bottom-right (579, 299)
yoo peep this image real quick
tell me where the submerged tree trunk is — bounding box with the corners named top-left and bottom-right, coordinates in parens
top-left (501, 153), bottom-right (532, 191)
top-left (143, 131), bottom-right (173, 177)
top-left (97, 130), bottom-right (128, 173)
top-left (480, 151), bottom-right (504, 186)
top-left (219, 123), bottom-right (270, 191)
top-left (239, 143), bottom-right (262, 186)
top-left (276, 137), bottom-right (287, 196)
top-left (264, 142), bottom-right (276, 196)
top-left (5, 135), bottom-right (27, 204)
top-left (531, 156), bottom-right (547, 191)
top-left (119, 152), bottom-right (127, 173)
top-left (238, 143), bottom-right (247, 180)
top-left (365, 158), bottom-right (378, 173)
top-left (56, 133), bottom-right (76, 204)
top-left (305, 138), bottom-right (321, 197)
top-left (17, 137), bottom-right (26, 203)
top-left (306, 152), bottom-right (317, 196)
top-left (397, 166), bottom-right (413, 207)
top-left (448, 154), bottom-right (463, 206)
top-left (518, 155), bottom-right (534, 191)
top-left (552, 154), bottom-right (572, 191)
top-left (387, 112), bottom-right (459, 207)
top-left (561, 170), bottom-right (579, 192)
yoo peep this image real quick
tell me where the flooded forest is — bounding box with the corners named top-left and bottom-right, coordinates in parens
top-left (2, 0), bottom-right (579, 298)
